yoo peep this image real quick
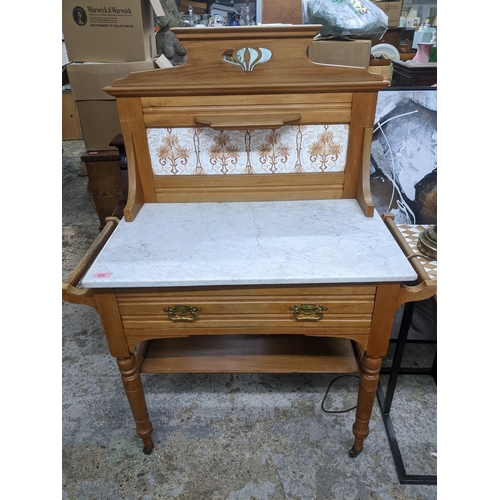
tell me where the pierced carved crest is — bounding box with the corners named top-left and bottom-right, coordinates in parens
top-left (222, 47), bottom-right (272, 72)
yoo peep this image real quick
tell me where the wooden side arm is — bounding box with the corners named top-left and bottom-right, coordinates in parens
top-left (62, 217), bottom-right (120, 308)
top-left (356, 127), bottom-right (375, 217)
top-left (121, 130), bottom-right (144, 222)
top-left (382, 213), bottom-right (437, 309)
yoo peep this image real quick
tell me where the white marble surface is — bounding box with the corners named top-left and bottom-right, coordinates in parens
top-left (81, 199), bottom-right (417, 288)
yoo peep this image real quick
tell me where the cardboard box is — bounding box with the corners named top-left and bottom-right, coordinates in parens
top-left (62, 0), bottom-right (157, 62)
top-left (67, 60), bottom-right (160, 101)
top-left (374, 1), bottom-right (403, 27)
top-left (262, 0), bottom-right (302, 24)
top-left (307, 39), bottom-right (372, 70)
top-left (75, 101), bottom-right (121, 150)
top-left (67, 57), bottom-right (170, 150)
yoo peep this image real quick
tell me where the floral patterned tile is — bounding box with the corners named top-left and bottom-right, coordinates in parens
top-left (147, 125), bottom-right (349, 175)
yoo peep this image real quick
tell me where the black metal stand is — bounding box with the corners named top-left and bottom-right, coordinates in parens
top-left (377, 301), bottom-right (437, 485)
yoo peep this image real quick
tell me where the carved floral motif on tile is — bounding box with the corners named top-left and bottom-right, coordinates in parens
top-left (147, 125), bottom-right (348, 175)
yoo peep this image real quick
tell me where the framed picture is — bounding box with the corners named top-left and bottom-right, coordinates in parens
top-left (370, 89), bottom-right (437, 225)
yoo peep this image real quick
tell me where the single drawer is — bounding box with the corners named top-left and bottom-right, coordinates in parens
top-left (116, 284), bottom-right (376, 340)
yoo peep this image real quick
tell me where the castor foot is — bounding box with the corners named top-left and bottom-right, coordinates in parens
top-left (349, 446), bottom-right (362, 458)
top-left (143, 445), bottom-right (154, 455)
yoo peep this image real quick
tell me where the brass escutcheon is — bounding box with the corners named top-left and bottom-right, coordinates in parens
top-left (163, 305), bottom-right (201, 322)
top-left (289, 304), bottom-right (328, 321)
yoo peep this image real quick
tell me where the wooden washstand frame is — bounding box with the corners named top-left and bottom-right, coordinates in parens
top-left (63, 26), bottom-right (436, 458)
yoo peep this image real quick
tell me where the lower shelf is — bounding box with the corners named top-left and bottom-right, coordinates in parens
top-left (137, 335), bottom-right (362, 374)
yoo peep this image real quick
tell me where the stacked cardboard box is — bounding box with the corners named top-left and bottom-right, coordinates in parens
top-left (66, 60), bottom-right (163, 150)
top-left (62, 0), bottom-right (158, 63)
top-left (62, 0), bottom-right (169, 150)
top-left (307, 38), bottom-right (372, 70)
top-left (372, 1), bottom-right (403, 28)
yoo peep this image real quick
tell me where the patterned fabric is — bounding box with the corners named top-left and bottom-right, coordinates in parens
top-left (147, 125), bottom-right (349, 175)
top-left (397, 224), bottom-right (437, 281)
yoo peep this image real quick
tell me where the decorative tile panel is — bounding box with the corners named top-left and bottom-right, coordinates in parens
top-left (147, 125), bottom-right (349, 175)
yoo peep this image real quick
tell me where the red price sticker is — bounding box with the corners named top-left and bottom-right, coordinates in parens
top-left (93, 272), bottom-right (112, 278)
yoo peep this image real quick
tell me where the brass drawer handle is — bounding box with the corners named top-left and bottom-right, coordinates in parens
top-left (164, 305), bottom-right (201, 322)
top-left (289, 304), bottom-right (328, 322)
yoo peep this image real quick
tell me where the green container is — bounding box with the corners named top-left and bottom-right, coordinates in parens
top-left (429, 47), bottom-right (437, 63)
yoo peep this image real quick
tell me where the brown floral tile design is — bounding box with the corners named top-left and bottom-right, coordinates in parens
top-left (147, 125), bottom-right (348, 175)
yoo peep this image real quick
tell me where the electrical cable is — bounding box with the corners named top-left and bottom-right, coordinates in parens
top-left (373, 110), bottom-right (419, 135)
top-left (373, 109), bottom-right (419, 224)
top-left (377, 123), bottom-right (416, 224)
top-left (321, 374), bottom-right (360, 414)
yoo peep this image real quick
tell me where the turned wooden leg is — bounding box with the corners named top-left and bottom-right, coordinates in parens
top-left (349, 354), bottom-right (382, 458)
top-left (116, 355), bottom-right (154, 454)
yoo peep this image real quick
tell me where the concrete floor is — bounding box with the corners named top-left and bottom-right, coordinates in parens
top-left (62, 139), bottom-right (437, 500)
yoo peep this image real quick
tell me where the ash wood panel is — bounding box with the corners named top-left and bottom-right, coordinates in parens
top-left (366, 283), bottom-right (401, 356)
top-left (121, 314), bottom-right (373, 331)
top-left (107, 26), bottom-right (387, 217)
top-left (125, 325), bottom-right (372, 337)
top-left (120, 305), bottom-right (374, 329)
top-left (135, 341), bottom-right (149, 372)
top-left (350, 353), bottom-right (382, 455)
top-left (118, 285), bottom-right (375, 347)
top-left (139, 335), bottom-right (361, 373)
top-left (65, 26), bottom-right (409, 456)
top-left (116, 285), bottom-right (377, 304)
top-left (152, 172), bottom-right (345, 202)
top-left (116, 354), bottom-right (154, 452)
top-left (121, 130), bottom-right (144, 221)
top-left (153, 172), bottom-right (344, 187)
top-left (118, 285), bottom-right (376, 348)
top-left (94, 292), bottom-right (131, 357)
top-left (118, 294), bottom-right (374, 317)
top-left (142, 103), bottom-right (351, 128)
top-left (356, 127), bottom-right (375, 217)
top-left (119, 298), bottom-right (374, 316)
top-left (116, 98), bottom-right (155, 204)
top-left (104, 27), bottom-right (387, 98)
top-left (154, 186), bottom-right (345, 203)
top-left (141, 93), bottom-right (354, 109)
top-left (343, 92), bottom-right (378, 201)
top-left (126, 329), bottom-right (370, 353)
top-left (62, 217), bottom-right (119, 309)
top-left (194, 113), bottom-right (301, 130)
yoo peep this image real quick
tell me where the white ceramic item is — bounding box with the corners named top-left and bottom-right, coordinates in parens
top-left (371, 43), bottom-right (400, 61)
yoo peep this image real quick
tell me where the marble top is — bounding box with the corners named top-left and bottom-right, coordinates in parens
top-left (81, 199), bottom-right (417, 288)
